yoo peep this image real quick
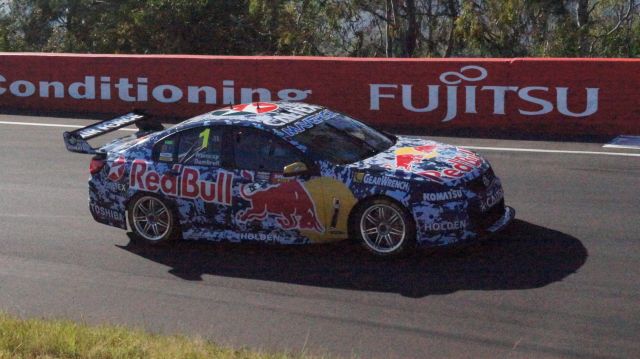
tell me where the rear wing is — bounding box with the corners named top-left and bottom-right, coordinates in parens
top-left (62, 111), bottom-right (163, 154)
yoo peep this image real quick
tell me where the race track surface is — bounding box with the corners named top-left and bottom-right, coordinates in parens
top-left (0, 114), bottom-right (638, 358)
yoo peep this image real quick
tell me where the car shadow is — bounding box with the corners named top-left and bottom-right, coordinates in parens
top-left (117, 219), bottom-right (587, 298)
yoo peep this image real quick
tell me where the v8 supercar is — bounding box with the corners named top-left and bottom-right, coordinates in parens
top-left (63, 102), bottom-right (514, 256)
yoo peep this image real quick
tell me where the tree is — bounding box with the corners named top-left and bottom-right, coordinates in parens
top-left (0, 0), bottom-right (638, 57)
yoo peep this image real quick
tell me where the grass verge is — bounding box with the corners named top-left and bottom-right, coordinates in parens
top-left (0, 312), bottom-right (313, 359)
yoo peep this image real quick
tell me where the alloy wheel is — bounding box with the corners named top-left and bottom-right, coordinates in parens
top-left (131, 196), bottom-right (171, 241)
top-left (360, 204), bottom-right (406, 254)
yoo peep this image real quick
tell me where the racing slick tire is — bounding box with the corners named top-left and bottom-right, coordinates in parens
top-left (127, 193), bottom-right (179, 245)
top-left (354, 198), bottom-right (416, 257)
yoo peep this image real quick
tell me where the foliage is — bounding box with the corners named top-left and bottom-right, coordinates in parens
top-left (0, 0), bottom-right (638, 57)
top-left (0, 312), bottom-right (314, 359)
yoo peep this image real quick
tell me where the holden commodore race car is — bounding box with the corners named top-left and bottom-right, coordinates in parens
top-left (63, 102), bottom-right (514, 256)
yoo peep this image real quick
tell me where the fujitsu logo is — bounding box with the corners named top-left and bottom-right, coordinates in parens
top-left (129, 160), bottom-right (233, 205)
top-left (370, 65), bottom-right (599, 122)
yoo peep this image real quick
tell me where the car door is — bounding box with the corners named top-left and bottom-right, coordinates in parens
top-left (152, 125), bottom-right (234, 235)
top-left (229, 126), bottom-right (327, 242)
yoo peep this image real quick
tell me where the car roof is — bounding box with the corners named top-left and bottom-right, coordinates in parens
top-left (176, 101), bottom-right (325, 130)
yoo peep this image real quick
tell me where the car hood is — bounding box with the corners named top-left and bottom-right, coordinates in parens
top-left (348, 136), bottom-right (490, 185)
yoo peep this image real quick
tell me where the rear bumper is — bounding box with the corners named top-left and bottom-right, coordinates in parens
top-left (89, 199), bottom-right (127, 229)
top-left (88, 175), bottom-right (128, 230)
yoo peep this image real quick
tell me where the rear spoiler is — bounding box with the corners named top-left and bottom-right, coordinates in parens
top-left (62, 111), bottom-right (164, 154)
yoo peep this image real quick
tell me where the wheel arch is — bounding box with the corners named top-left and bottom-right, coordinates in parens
top-left (346, 194), bottom-right (415, 240)
top-left (125, 190), bottom-right (182, 232)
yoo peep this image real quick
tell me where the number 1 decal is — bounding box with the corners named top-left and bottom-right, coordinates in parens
top-left (199, 128), bottom-right (210, 149)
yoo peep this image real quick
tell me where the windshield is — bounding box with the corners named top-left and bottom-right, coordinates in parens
top-left (291, 113), bottom-right (395, 164)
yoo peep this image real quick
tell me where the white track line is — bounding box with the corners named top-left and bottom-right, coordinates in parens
top-left (1, 120), bottom-right (639, 157)
top-left (462, 145), bottom-right (640, 157)
top-left (602, 144), bottom-right (640, 150)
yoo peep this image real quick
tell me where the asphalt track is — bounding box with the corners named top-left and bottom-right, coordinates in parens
top-left (0, 114), bottom-right (639, 358)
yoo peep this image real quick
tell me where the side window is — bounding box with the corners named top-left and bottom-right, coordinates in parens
top-left (191, 129), bottom-right (222, 167)
top-left (155, 135), bottom-right (178, 163)
top-left (178, 127), bottom-right (223, 167)
top-left (154, 127), bottom-right (223, 167)
top-left (232, 127), bottom-right (302, 172)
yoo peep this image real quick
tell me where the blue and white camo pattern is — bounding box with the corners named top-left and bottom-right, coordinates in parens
top-left (85, 102), bottom-right (513, 247)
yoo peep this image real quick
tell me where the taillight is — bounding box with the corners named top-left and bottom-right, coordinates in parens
top-left (89, 157), bottom-right (105, 175)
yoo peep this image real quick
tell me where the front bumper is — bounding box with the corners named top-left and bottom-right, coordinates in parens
top-left (413, 203), bottom-right (515, 247)
top-left (486, 205), bottom-right (515, 234)
top-left (412, 171), bottom-right (514, 246)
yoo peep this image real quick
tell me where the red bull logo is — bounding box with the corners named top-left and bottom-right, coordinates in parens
top-left (129, 160), bottom-right (233, 205)
top-left (237, 181), bottom-right (324, 232)
top-left (395, 145), bottom-right (438, 170)
top-left (107, 156), bottom-right (126, 181)
top-left (417, 148), bottom-right (484, 182)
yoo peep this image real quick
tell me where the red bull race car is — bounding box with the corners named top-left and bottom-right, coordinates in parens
top-left (63, 102), bottom-right (514, 256)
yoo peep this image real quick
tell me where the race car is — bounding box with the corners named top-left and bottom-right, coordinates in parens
top-left (63, 102), bottom-right (514, 256)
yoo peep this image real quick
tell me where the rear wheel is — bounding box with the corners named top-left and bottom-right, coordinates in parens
top-left (355, 198), bottom-right (415, 257)
top-left (128, 194), bottom-right (179, 245)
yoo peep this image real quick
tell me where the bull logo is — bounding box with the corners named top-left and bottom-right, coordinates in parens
top-left (237, 181), bottom-right (324, 232)
top-left (395, 145), bottom-right (438, 171)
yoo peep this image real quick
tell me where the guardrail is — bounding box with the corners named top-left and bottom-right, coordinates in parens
top-left (1, 53), bottom-right (638, 138)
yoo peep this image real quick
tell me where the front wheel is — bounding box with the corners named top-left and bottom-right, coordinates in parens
top-left (128, 194), bottom-right (179, 245)
top-left (355, 199), bottom-right (416, 257)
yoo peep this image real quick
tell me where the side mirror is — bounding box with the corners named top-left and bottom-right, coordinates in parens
top-left (283, 162), bottom-right (309, 177)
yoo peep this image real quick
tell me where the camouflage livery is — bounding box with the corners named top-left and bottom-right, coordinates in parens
top-left (65, 102), bottom-right (514, 247)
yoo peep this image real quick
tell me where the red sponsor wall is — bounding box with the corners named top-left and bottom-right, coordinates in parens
top-left (0, 53), bottom-right (638, 138)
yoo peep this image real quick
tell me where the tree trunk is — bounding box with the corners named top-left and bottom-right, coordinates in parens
top-left (444, 0), bottom-right (459, 57)
top-left (577, 0), bottom-right (590, 56)
top-left (269, 0), bottom-right (280, 54)
top-left (385, 0), bottom-right (395, 57)
top-left (405, 0), bottom-right (418, 57)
